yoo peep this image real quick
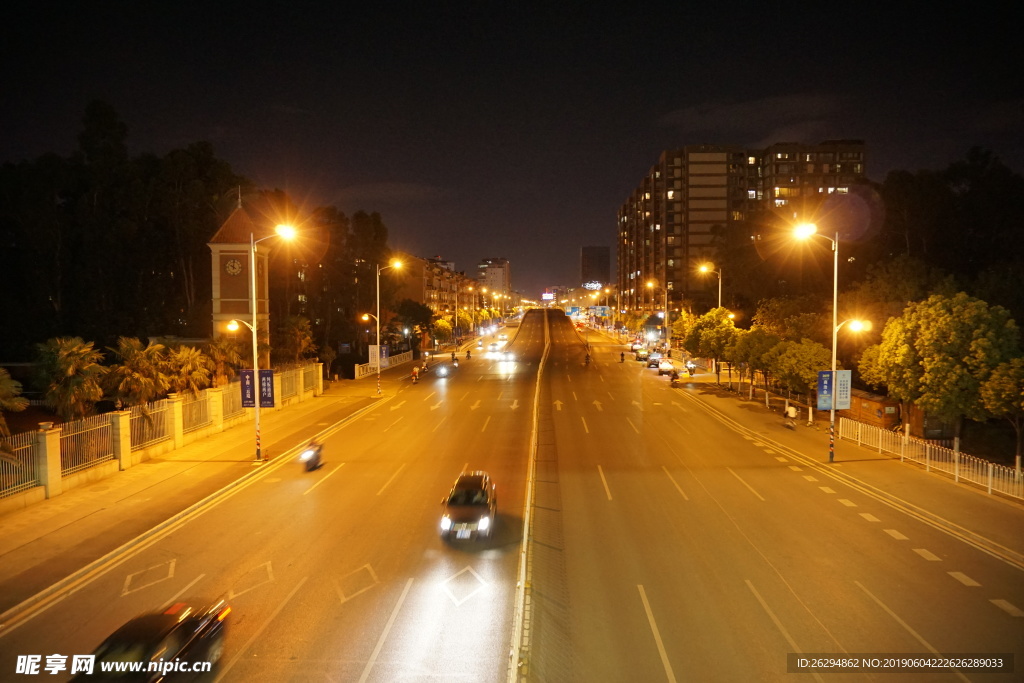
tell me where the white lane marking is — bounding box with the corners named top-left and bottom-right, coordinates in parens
top-left (860, 513), bottom-right (880, 522)
top-left (597, 465), bottom-right (612, 500)
top-left (670, 417), bottom-right (690, 434)
top-left (948, 571), bottom-right (980, 587)
top-left (163, 573), bottom-right (205, 607)
top-left (775, 456), bottom-right (787, 462)
top-left (788, 465), bottom-right (802, 471)
top-left (746, 581), bottom-right (824, 683)
top-left (819, 487), bottom-right (835, 494)
top-left (991, 599), bottom-right (1024, 617)
top-left (304, 462), bottom-right (345, 495)
top-left (884, 529), bottom-right (908, 540)
top-left (481, 416), bottom-right (490, 432)
top-left (220, 576), bottom-right (308, 681)
top-left (422, 391), bottom-right (436, 402)
top-left (432, 416), bottom-right (447, 433)
top-left (913, 548), bottom-right (942, 562)
top-left (855, 581), bottom-right (971, 683)
top-left (803, 475), bottom-right (818, 482)
top-left (637, 585), bottom-right (678, 683)
top-left (382, 417), bottom-right (403, 432)
top-left (662, 466), bottom-right (689, 500)
top-left (626, 417), bottom-right (640, 434)
top-left (727, 467), bottom-right (765, 501)
top-left (838, 499), bottom-right (857, 507)
top-left (377, 464), bottom-right (406, 496)
top-left (358, 578), bottom-right (414, 683)
top-left (581, 417), bottom-right (589, 434)
top-left (572, 391), bottom-right (578, 401)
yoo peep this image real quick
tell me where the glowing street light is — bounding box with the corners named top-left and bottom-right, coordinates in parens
top-left (699, 263), bottom-right (722, 308)
top-left (367, 259), bottom-right (403, 396)
top-left (228, 223), bottom-right (295, 462)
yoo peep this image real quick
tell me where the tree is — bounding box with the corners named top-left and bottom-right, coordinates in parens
top-left (764, 338), bottom-right (832, 396)
top-left (433, 318), bottom-right (453, 343)
top-left (205, 336), bottom-right (243, 387)
top-left (0, 368), bottom-right (29, 463)
top-left (164, 345), bottom-right (215, 397)
top-left (35, 337), bottom-right (107, 421)
top-left (980, 358), bottom-right (1024, 465)
top-left (276, 316), bottom-right (317, 364)
top-left (728, 327), bottom-right (782, 394)
top-left (860, 292), bottom-right (1021, 442)
top-left (104, 337), bottom-right (169, 408)
top-left (683, 308), bottom-right (738, 384)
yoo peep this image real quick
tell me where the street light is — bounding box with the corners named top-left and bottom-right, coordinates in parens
top-left (369, 259), bottom-right (403, 396)
top-left (795, 223), bottom-right (869, 463)
top-left (699, 263), bottom-right (722, 308)
top-left (228, 223), bottom-right (295, 462)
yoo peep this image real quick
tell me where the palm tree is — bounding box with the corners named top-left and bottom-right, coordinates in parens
top-left (0, 368), bottom-right (30, 465)
top-left (104, 337), bottom-right (169, 408)
top-left (164, 345), bottom-right (214, 397)
top-left (35, 337), bottom-right (107, 421)
top-left (206, 336), bottom-right (244, 387)
top-left (277, 316), bottom-right (317, 364)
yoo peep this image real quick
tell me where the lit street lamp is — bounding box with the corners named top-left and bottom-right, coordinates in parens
top-left (368, 259), bottom-right (402, 396)
top-left (228, 223), bottom-right (295, 462)
top-left (794, 222), bottom-right (869, 462)
top-left (699, 263), bottom-right (722, 308)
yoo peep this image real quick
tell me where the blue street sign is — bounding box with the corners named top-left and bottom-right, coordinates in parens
top-left (817, 370), bottom-right (833, 411)
top-left (240, 370), bottom-right (256, 408)
top-left (259, 369), bottom-right (275, 408)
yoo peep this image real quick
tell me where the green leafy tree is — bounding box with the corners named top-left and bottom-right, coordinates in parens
top-left (433, 318), bottom-right (453, 343)
top-left (35, 337), bottom-right (107, 421)
top-left (276, 316), bottom-right (317, 364)
top-left (0, 368), bottom-right (30, 463)
top-left (752, 296), bottom-right (826, 343)
top-left (205, 336), bottom-right (244, 387)
top-left (764, 338), bottom-right (832, 396)
top-left (683, 307), bottom-right (738, 383)
top-left (104, 337), bottom-right (169, 408)
top-left (980, 358), bottom-right (1024, 463)
top-left (164, 345), bottom-right (215, 397)
top-left (728, 327), bottom-right (782, 393)
top-left (860, 292), bottom-right (1020, 440)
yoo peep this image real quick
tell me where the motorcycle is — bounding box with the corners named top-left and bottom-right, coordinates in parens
top-left (299, 443), bottom-right (322, 471)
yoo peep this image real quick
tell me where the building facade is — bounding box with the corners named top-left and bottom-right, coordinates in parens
top-left (581, 246), bottom-right (611, 287)
top-left (617, 140), bottom-right (866, 315)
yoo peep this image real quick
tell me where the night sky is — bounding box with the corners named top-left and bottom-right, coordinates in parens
top-left (4, 4), bottom-right (1021, 297)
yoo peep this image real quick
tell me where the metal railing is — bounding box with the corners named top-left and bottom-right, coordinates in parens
top-left (60, 414), bottom-right (114, 475)
top-left (181, 391), bottom-right (211, 434)
top-left (222, 381), bottom-right (244, 419)
top-left (1, 431), bottom-right (39, 498)
top-left (280, 368), bottom-right (298, 400)
top-left (839, 418), bottom-right (1023, 500)
top-left (130, 400), bottom-right (171, 451)
top-left (303, 363), bottom-right (316, 391)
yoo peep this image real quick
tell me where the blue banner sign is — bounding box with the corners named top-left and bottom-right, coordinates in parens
top-left (817, 370), bottom-right (833, 411)
top-left (240, 370), bottom-right (256, 408)
top-left (259, 369), bottom-right (275, 408)
top-left (817, 370), bottom-right (852, 410)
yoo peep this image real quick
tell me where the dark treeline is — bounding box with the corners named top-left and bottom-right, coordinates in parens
top-left (0, 101), bottom-right (403, 363)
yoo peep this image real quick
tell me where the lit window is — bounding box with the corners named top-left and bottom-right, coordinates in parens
top-left (747, 189), bottom-right (756, 200)
top-left (667, 190), bottom-right (674, 199)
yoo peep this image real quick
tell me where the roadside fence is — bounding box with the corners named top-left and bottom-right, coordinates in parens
top-left (0, 432), bottom-right (39, 498)
top-left (839, 418), bottom-right (1023, 500)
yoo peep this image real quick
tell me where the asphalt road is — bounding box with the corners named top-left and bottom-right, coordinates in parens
top-left (1, 309), bottom-right (1021, 682)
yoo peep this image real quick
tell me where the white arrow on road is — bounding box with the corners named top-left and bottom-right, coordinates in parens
top-left (511, 400), bottom-right (520, 410)
top-left (553, 400), bottom-right (563, 411)
top-left (632, 400), bottom-right (643, 410)
top-left (430, 401), bottom-right (443, 411)
top-left (592, 400), bottom-right (603, 411)
top-left (390, 401), bottom-right (406, 411)
top-left (469, 400), bottom-right (481, 410)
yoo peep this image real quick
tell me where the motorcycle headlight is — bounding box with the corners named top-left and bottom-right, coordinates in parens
top-left (478, 516), bottom-right (490, 531)
top-left (299, 449), bottom-right (314, 461)
top-left (440, 516), bottom-right (452, 531)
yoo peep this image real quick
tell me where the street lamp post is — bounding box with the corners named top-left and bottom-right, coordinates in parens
top-left (699, 263), bottom-right (722, 308)
top-left (371, 259), bottom-right (403, 396)
top-left (229, 224), bottom-right (295, 462)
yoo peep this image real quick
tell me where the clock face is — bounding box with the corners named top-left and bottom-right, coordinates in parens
top-left (225, 258), bottom-right (243, 276)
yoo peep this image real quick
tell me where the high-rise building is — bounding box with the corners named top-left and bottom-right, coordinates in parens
top-left (617, 140), bottom-right (866, 314)
top-left (580, 246), bottom-right (611, 287)
top-left (477, 257), bottom-right (511, 295)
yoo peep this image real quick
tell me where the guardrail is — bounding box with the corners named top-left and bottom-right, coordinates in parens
top-left (839, 418), bottom-right (1023, 500)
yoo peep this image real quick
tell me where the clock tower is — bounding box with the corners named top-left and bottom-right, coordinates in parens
top-left (208, 203), bottom-right (273, 363)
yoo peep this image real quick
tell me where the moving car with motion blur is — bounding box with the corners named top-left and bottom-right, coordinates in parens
top-left (658, 358), bottom-right (675, 375)
top-left (72, 598), bottom-right (230, 681)
top-left (440, 471), bottom-right (497, 540)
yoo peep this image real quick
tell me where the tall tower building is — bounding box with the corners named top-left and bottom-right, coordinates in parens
top-left (580, 246), bottom-right (610, 286)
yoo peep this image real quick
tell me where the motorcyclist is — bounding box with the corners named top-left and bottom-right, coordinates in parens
top-left (466, 349), bottom-right (471, 359)
top-left (451, 351), bottom-right (457, 362)
top-left (620, 352), bottom-right (625, 363)
top-left (584, 354), bottom-right (591, 366)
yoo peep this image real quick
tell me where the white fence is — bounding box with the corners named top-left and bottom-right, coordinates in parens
top-left (355, 350), bottom-right (414, 380)
top-left (1, 432), bottom-right (39, 498)
top-left (60, 413), bottom-right (114, 475)
top-left (839, 418), bottom-right (1023, 500)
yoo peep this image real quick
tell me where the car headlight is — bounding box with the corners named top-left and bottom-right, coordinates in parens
top-left (477, 516), bottom-right (490, 531)
top-left (440, 516), bottom-right (452, 531)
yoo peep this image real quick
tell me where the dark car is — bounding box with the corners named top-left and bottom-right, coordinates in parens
top-left (72, 599), bottom-right (230, 682)
top-left (440, 471), bottom-right (497, 540)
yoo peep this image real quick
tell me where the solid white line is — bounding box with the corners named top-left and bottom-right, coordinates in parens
top-left (219, 576), bottom-right (308, 681)
top-left (432, 416), bottom-right (447, 433)
top-left (359, 578), bottom-right (414, 683)
top-left (637, 585), bottom-right (677, 683)
top-left (597, 465), bottom-right (612, 500)
top-left (662, 466), bottom-right (689, 500)
top-left (626, 417), bottom-right (640, 434)
top-left (727, 467), bottom-right (765, 501)
top-left (746, 580), bottom-right (823, 683)
top-left (855, 581), bottom-right (971, 683)
top-left (481, 416), bottom-right (490, 432)
top-left (377, 464), bottom-right (406, 496)
top-left (304, 462), bottom-right (345, 495)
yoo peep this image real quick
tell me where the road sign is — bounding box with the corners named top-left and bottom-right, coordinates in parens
top-left (836, 370), bottom-right (851, 410)
top-left (259, 369), bottom-right (275, 408)
top-left (817, 370), bottom-right (833, 411)
top-left (817, 370), bottom-right (852, 411)
top-left (240, 370), bottom-right (256, 408)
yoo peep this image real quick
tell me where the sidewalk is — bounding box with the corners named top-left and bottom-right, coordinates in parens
top-left (0, 374), bottom-right (396, 616)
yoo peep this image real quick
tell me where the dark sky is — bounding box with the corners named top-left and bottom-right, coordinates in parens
top-left (3, 4), bottom-right (1021, 297)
